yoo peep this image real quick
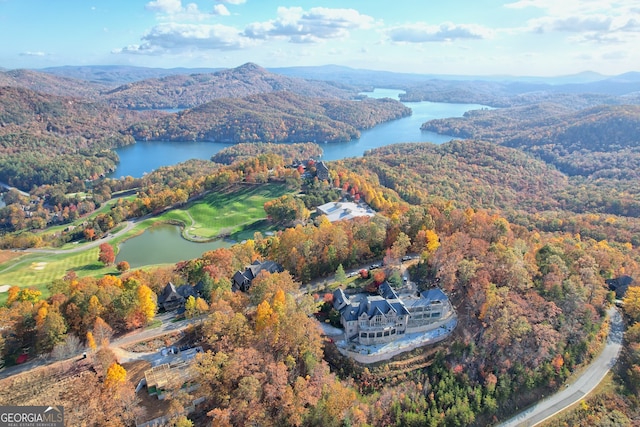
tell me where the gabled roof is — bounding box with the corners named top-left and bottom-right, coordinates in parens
top-left (358, 296), bottom-right (396, 319)
top-left (158, 282), bottom-right (180, 304)
top-left (176, 284), bottom-right (198, 299)
top-left (316, 161), bottom-right (329, 173)
top-left (232, 260), bottom-right (284, 292)
top-left (606, 275), bottom-right (634, 299)
top-left (420, 288), bottom-right (448, 303)
top-left (379, 282), bottom-right (399, 300)
top-left (333, 288), bottom-right (350, 311)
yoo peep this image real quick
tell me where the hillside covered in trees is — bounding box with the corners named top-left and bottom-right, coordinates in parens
top-left (0, 69), bottom-right (109, 98)
top-left (1, 142), bottom-right (639, 425)
top-left (421, 104), bottom-right (640, 181)
top-left (400, 77), bottom-right (640, 108)
top-left (211, 142), bottom-right (323, 165)
top-left (2, 63), bottom-right (640, 426)
top-left (102, 63), bottom-right (359, 109)
top-left (0, 87), bottom-right (154, 189)
top-left (356, 141), bottom-right (640, 244)
top-left (128, 91), bottom-right (411, 143)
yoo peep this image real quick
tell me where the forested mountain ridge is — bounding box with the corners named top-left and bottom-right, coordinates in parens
top-left (400, 78), bottom-right (640, 108)
top-left (128, 91), bottom-right (411, 143)
top-left (0, 69), bottom-right (108, 98)
top-left (41, 64), bottom-right (223, 85)
top-left (102, 62), bottom-right (360, 109)
top-left (356, 140), bottom-right (640, 244)
top-left (0, 87), bottom-right (153, 189)
top-left (357, 140), bottom-right (568, 212)
top-left (422, 104), bottom-right (640, 180)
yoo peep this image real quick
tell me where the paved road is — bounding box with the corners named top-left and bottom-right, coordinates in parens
top-left (0, 181), bottom-right (29, 197)
top-left (498, 307), bottom-right (624, 427)
top-left (24, 219), bottom-right (138, 255)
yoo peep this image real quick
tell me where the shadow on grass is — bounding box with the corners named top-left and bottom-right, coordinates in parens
top-left (230, 219), bottom-right (278, 241)
top-left (75, 263), bottom-right (105, 271)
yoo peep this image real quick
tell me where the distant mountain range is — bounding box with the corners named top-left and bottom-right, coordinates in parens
top-left (37, 63), bottom-right (622, 87)
top-left (100, 63), bottom-right (358, 109)
top-left (2, 63), bottom-right (640, 108)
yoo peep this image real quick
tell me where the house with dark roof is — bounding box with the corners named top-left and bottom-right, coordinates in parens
top-left (606, 275), bottom-right (634, 299)
top-left (232, 259), bottom-right (284, 292)
top-left (333, 283), bottom-right (453, 345)
top-left (176, 284), bottom-right (198, 300)
top-left (316, 161), bottom-right (330, 181)
top-left (157, 282), bottom-right (185, 311)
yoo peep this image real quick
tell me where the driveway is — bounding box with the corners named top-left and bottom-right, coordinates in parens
top-left (498, 307), bottom-right (624, 427)
top-left (0, 312), bottom-right (201, 380)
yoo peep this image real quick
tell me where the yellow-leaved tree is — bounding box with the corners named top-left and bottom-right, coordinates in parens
top-left (86, 331), bottom-right (97, 352)
top-left (425, 229), bottom-right (440, 255)
top-left (255, 300), bottom-right (275, 333)
top-left (87, 295), bottom-right (104, 319)
top-left (137, 284), bottom-right (156, 324)
top-left (623, 286), bottom-right (640, 322)
top-left (104, 362), bottom-right (127, 391)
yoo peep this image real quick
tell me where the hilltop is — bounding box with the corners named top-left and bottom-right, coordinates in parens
top-left (0, 69), bottom-right (107, 98)
top-left (102, 62), bottom-right (359, 109)
top-left (421, 104), bottom-right (640, 180)
top-left (128, 91), bottom-right (411, 143)
top-left (0, 87), bottom-right (149, 188)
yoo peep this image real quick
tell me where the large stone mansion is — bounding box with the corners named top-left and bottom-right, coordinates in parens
top-left (332, 282), bottom-right (454, 346)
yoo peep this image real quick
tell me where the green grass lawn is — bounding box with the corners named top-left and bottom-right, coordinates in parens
top-left (0, 184), bottom-right (290, 304)
top-left (160, 184), bottom-right (290, 239)
top-left (0, 249), bottom-right (118, 305)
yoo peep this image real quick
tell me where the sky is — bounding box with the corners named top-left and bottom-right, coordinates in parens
top-left (0, 0), bottom-right (639, 76)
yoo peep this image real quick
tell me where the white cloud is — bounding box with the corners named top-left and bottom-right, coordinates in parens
top-left (145, 0), bottom-right (209, 21)
top-left (213, 4), bottom-right (230, 16)
top-left (387, 22), bottom-right (492, 43)
top-left (19, 51), bottom-right (47, 57)
top-left (244, 7), bottom-right (375, 43)
top-left (145, 0), bottom-right (183, 14)
top-left (620, 18), bottom-right (640, 31)
top-left (503, 0), bottom-right (640, 50)
top-left (532, 15), bottom-right (613, 33)
top-left (217, 0), bottom-right (245, 4)
top-left (115, 22), bottom-right (252, 55)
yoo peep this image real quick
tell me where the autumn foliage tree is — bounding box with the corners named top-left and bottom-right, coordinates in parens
top-left (623, 286), bottom-right (640, 322)
top-left (92, 316), bottom-right (113, 347)
top-left (98, 242), bottom-right (115, 265)
top-left (116, 261), bottom-right (130, 272)
top-left (136, 284), bottom-right (156, 324)
top-left (104, 362), bottom-right (127, 390)
top-left (86, 331), bottom-right (96, 352)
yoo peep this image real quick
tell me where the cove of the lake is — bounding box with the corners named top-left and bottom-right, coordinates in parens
top-left (110, 89), bottom-right (489, 179)
top-left (115, 223), bottom-right (231, 268)
top-left (111, 89), bottom-right (489, 266)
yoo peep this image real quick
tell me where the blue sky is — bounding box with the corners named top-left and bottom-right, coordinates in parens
top-left (1, 0), bottom-right (638, 76)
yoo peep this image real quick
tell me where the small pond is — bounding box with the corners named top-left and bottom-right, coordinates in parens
top-left (115, 223), bottom-right (231, 268)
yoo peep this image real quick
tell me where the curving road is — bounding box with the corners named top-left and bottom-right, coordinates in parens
top-left (498, 307), bottom-right (624, 427)
top-left (24, 219), bottom-right (139, 255)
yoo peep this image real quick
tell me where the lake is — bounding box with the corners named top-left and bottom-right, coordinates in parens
top-left (112, 90), bottom-right (488, 265)
top-left (111, 89), bottom-right (489, 178)
top-left (115, 223), bottom-right (231, 268)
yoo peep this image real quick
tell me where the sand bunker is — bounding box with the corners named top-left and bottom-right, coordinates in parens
top-left (0, 285), bottom-right (10, 293)
top-left (32, 262), bottom-right (47, 270)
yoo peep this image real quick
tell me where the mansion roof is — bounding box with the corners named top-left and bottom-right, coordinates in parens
top-left (317, 201), bottom-right (375, 222)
